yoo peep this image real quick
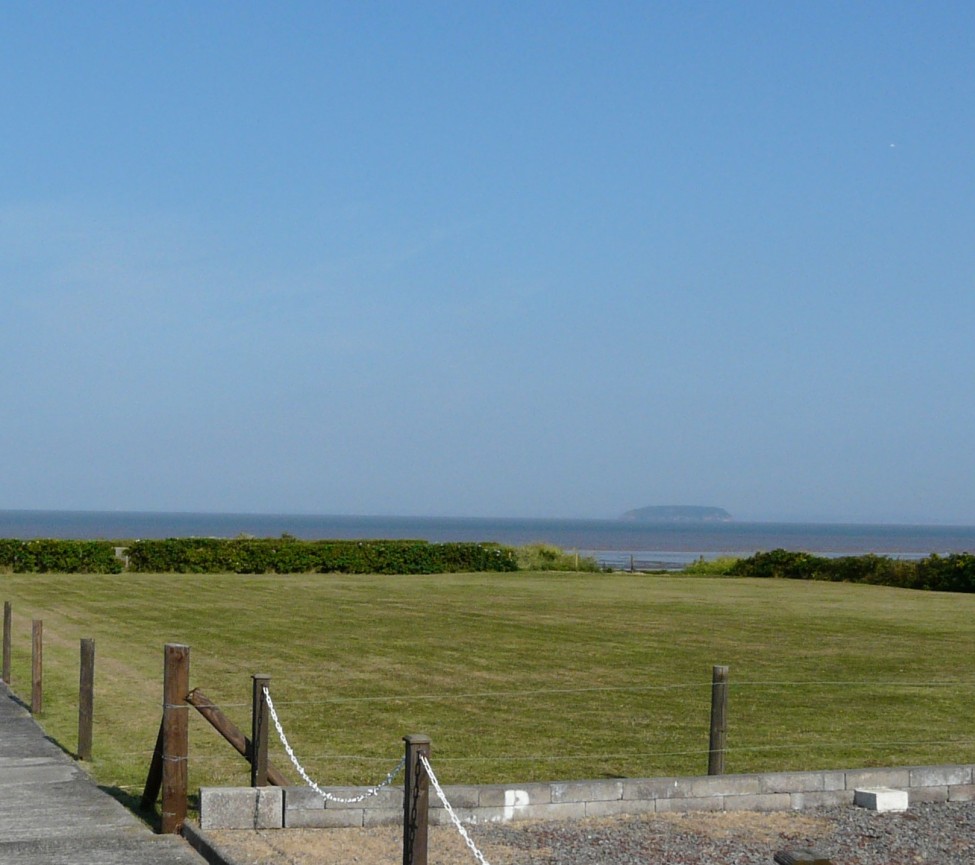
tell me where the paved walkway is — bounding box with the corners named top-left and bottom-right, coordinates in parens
top-left (0, 682), bottom-right (206, 865)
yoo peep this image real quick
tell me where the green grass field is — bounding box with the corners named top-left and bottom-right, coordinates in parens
top-left (2, 571), bottom-right (974, 808)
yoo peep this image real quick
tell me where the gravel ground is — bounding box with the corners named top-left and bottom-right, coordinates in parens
top-left (207, 802), bottom-right (975, 865)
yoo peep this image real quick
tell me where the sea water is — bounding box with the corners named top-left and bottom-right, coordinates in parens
top-left (2, 509), bottom-right (974, 570)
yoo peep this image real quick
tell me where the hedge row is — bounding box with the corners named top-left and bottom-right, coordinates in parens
top-left (0, 539), bottom-right (124, 573)
top-left (0, 537), bottom-right (519, 574)
top-left (728, 549), bottom-right (975, 593)
top-left (125, 538), bottom-right (518, 574)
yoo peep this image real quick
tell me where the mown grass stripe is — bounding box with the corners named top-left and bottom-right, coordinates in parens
top-left (1, 571), bottom-right (973, 801)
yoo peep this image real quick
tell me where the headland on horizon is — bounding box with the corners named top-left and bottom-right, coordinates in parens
top-left (619, 505), bottom-right (733, 523)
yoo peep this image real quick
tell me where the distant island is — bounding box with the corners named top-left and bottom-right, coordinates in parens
top-left (620, 506), bottom-right (733, 523)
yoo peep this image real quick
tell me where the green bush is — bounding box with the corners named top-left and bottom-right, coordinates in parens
top-left (728, 549), bottom-right (829, 580)
top-left (0, 540), bottom-right (123, 573)
top-left (0, 538), bottom-right (21, 570)
top-left (915, 553), bottom-right (975, 593)
top-left (728, 549), bottom-right (975, 593)
top-left (7, 535), bottom-right (972, 590)
top-left (123, 537), bottom-right (518, 574)
top-left (828, 554), bottom-right (907, 586)
top-left (0, 536), bottom-right (518, 576)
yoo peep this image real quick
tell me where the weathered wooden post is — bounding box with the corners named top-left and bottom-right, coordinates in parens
top-left (140, 721), bottom-right (164, 812)
top-left (708, 664), bottom-right (729, 775)
top-left (186, 689), bottom-right (289, 786)
top-left (78, 638), bottom-right (95, 760)
top-left (251, 674), bottom-right (270, 787)
top-left (31, 619), bottom-right (42, 715)
top-left (2, 601), bottom-right (11, 684)
top-left (161, 643), bottom-right (190, 834)
top-left (403, 734), bottom-right (431, 865)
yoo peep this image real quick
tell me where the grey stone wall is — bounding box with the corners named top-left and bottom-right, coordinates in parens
top-left (199, 763), bottom-right (975, 830)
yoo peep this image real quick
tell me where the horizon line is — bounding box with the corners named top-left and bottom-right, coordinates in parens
top-left (1, 506), bottom-right (975, 529)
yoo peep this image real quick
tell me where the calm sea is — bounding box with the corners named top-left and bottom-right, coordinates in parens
top-left (3, 509), bottom-right (975, 570)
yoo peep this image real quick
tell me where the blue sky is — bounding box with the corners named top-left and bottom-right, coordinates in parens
top-left (3, 2), bottom-right (974, 523)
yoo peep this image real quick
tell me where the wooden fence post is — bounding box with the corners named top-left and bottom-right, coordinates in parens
top-left (185, 689), bottom-right (290, 786)
top-left (403, 734), bottom-right (431, 865)
top-left (141, 719), bottom-right (165, 811)
top-left (2, 601), bottom-right (10, 684)
top-left (31, 619), bottom-right (42, 715)
top-left (251, 674), bottom-right (270, 787)
top-left (708, 664), bottom-right (729, 775)
top-left (161, 643), bottom-right (190, 834)
top-left (78, 638), bottom-right (95, 760)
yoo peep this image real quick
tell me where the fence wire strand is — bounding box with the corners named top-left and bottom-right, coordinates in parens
top-left (237, 679), bottom-right (975, 708)
top-left (264, 686), bottom-right (404, 803)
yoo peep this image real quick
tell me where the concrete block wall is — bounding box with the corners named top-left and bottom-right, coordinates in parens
top-left (199, 762), bottom-right (975, 830)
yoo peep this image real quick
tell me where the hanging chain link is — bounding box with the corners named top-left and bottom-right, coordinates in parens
top-left (263, 686), bottom-right (404, 804)
top-left (419, 754), bottom-right (493, 865)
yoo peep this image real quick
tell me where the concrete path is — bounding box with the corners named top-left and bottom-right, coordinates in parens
top-left (0, 682), bottom-right (206, 865)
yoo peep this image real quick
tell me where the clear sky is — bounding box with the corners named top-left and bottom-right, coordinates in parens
top-left (3, 2), bottom-right (974, 524)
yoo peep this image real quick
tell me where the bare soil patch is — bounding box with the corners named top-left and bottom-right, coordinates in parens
top-left (207, 823), bottom-right (523, 865)
top-left (205, 810), bottom-right (833, 865)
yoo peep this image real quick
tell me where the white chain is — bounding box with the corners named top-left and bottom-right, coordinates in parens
top-left (419, 754), bottom-right (492, 865)
top-left (263, 687), bottom-right (405, 804)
